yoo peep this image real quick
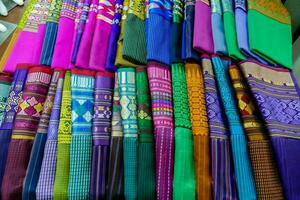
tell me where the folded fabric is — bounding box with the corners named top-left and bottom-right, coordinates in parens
top-left (193, 0), bottom-right (214, 54)
top-left (51, 0), bottom-right (78, 69)
top-left (91, 72), bottom-right (114, 199)
top-left (1, 66), bottom-right (53, 200)
top-left (122, 0), bottom-right (147, 65)
top-left (211, 56), bottom-right (256, 200)
top-left (147, 0), bottom-right (173, 65)
top-left (185, 62), bottom-right (211, 200)
top-left (248, 0), bottom-right (292, 68)
top-left (172, 64), bottom-right (196, 200)
top-left (105, 0), bottom-right (123, 71)
top-left (171, 0), bottom-right (184, 63)
top-left (240, 60), bottom-right (300, 199)
top-left (147, 62), bottom-right (174, 200)
top-left (202, 57), bottom-right (238, 199)
top-left (71, 0), bottom-right (90, 63)
top-left (0, 75), bottom-right (12, 126)
top-left (89, 0), bottom-right (115, 71)
top-left (210, 0), bottom-right (227, 55)
top-left (115, 0), bottom-right (140, 67)
top-left (68, 69), bottom-right (94, 199)
top-left (39, 0), bottom-right (63, 66)
top-left (36, 72), bottom-right (65, 200)
top-left (22, 70), bottom-right (63, 200)
top-left (0, 20), bottom-right (17, 46)
top-left (53, 71), bottom-right (72, 199)
top-left (229, 64), bottom-right (284, 199)
top-left (75, 0), bottom-right (98, 69)
top-left (0, 66), bottom-right (28, 190)
top-left (118, 68), bottom-right (138, 200)
top-left (234, 0), bottom-right (267, 64)
top-left (2, 0), bottom-right (41, 73)
top-left (106, 73), bottom-right (124, 200)
top-left (135, 67), bottom-right (156, 199)
top-left (221, 0), bottom-right (245, 60)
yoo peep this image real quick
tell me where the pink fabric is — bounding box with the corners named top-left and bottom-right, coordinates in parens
top-left (89, 0), bottom-right (115, 71)
top-left (193, 0), bottom-right (214, 54)
top-left (75, 0), bottom-right (98, 69)
top-left (51, 0), bottom-right (77, 69)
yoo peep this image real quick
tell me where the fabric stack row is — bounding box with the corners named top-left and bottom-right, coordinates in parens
top-left (0, 0), bottom-right (299, 199)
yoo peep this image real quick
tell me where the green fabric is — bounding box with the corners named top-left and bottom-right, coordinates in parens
top-left (135, 67), bottom-right (155, 199)
top-left (0, 20), bottom-right (17, 45)
top-left (248, 10), bottom-right (292, 68)
top-left (222, 0), bottom-right (246, 61)
top-left (0, 79), bottom-right (11, 126)
top-left (171, 63), bottom-right (196, 200)
top-left (53, 71), bottom-right (72, 200)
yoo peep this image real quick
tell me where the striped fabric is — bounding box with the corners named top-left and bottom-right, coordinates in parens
top-left (185, 62), bottom-right (212, 200)
top-left (172, 64), bottom-right (196, 200)
top-left (68, 69), bottom-right (95, 199)
top-left (106, 73), bottom-right (124, 200)
top-left (136, 67), bottom-right (156, 199)
top-left (202, 57), bottom-right (237, 199)
top-left (1, 66), bottom-right (53, 200)
top-left (211, 56), bottom-right (256, 200)
top-left (147, 62), bottom-right (174, 200)
top-left (53, 71), bottom-right (72, 199)
top-left (0, 75), bottom-right (12, 127)
top-left (91, 72), bottom-right (114, 199)
top-left (229, 64), bottom-right (284, 199)
top-left (118, 68), bottom-right (138, 200)
top-left (36, 73), bottom-right (65, 200)
top-left (22, 70), bottom-right (62, 200)
top-left (0, 66), bottom-right (28, 190)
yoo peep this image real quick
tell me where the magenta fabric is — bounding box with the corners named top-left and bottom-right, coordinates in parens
top-left (75, 0), bottom-right (98, 69)
top-left (51, 0), bottom-right (78, 69)
top-left (89, 0), bottom-right (115, 71)
top-left (193, 0), bottom-right (214, 54)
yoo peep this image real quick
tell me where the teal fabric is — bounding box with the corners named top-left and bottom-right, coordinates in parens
top-left (0, 20), bottom-right (17, 45)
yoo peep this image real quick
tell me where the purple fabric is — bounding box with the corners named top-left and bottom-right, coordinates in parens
top-left (75, 0), bottom-right (98, 69)
top-left (51, 0), bottom-right (78, 69)
top-left (193, 0), bottom-right (214, 54)
top-left (105, 0), bottom-right (123, 72)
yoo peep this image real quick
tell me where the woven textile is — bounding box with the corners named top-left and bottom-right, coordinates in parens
top-left (171, 0), bottom-right (184, 63)
top-left (1, 66), bottom-right (53, 200)
top-left (117, 68), bottom-right (138, 200)
top-left (0, 66), bottom-right (28, 190)
top-left (135, 67), bottom-right (156, 199)
top-left (106, 73), bottom-right (125, 200)
top-left (211, 56), bottom-right (256, 200)
top-left (229, 64), bottom-right (284, 199)
top-left (240, 60), bottom-right (300, 199)
top-left (202, 57), bottom-right (237, 199)
top-left (185, 62), bottom-right (211, 200)
top-left (36, 73), bottom-right (65, 200)
top-left (91, 72), bottom-right (114, 199)
top-left (0, 76), bottom-right (12, 126)
top-left (147, 62), bottom-right (174, 200)
top-left (171, 64), bottom-right (196, 200)
top-left (105, 0), bottom-right (123, 71)
top-left (53, 71), bottom-right (71, 200)
top-left (22, 70), bottom-right (63, 200)
top-left (39, 0), bottom-right (63, 65)
top-left (68, 69), bottom-right (94, 199)
top-left (89, 0), bottom-right (115, 71)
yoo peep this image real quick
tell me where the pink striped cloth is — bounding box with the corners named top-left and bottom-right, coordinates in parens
top-left (89, 0), bottom-right (115, 71)
top-left (51, 0), bottom-right (78, 69)
top-left (75, 0), bottom-right (98, 69)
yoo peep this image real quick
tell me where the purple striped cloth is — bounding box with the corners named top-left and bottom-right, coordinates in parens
top-left (91, 72), bottom-right (115, 199)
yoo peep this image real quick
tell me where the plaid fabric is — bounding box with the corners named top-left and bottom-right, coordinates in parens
top-left (106, 74), bottom-right (124, 200)
top-left (1, 66), bottom-right (53, 200)
top-left (0, 66), bottom-right (28, 190)
top-left (91, 72), bottom-right (114, 199)
top-left (68, 69), bottom-right (94, 200)
top-left (118, 68), bottom-right (138, 200)
top-left (53, 71), bottom-right (72, 199)
top-left (36, 72), bottom-right (65, 200)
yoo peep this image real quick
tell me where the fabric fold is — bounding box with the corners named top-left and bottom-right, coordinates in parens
top-left (0, 75), bottom-right (12, 126)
